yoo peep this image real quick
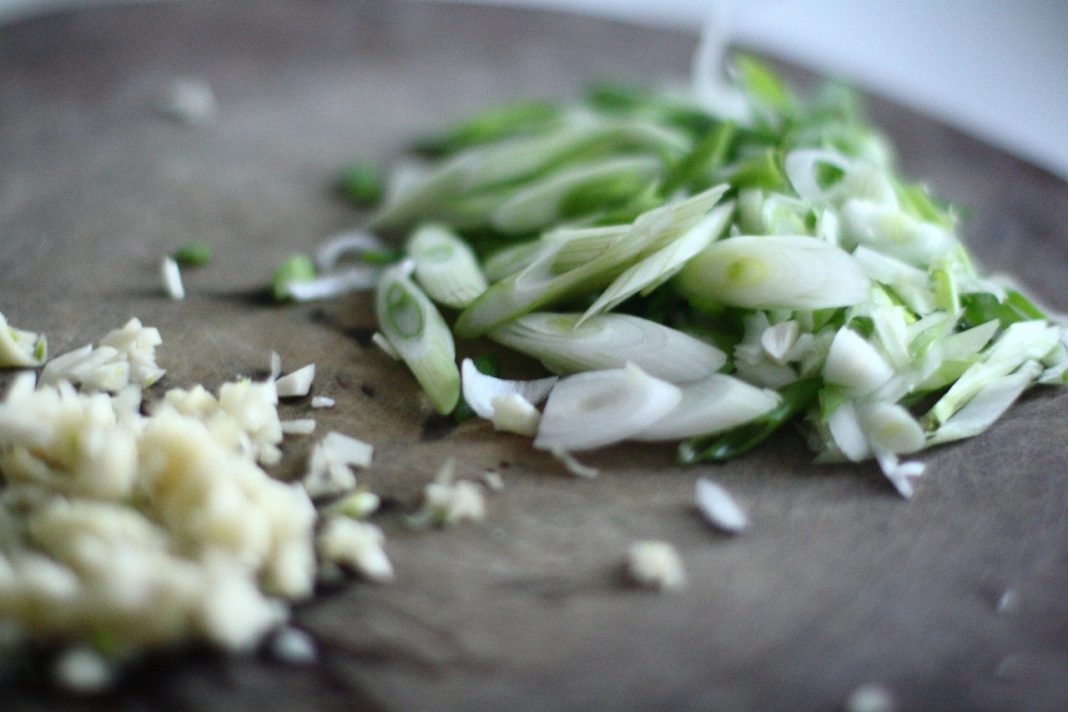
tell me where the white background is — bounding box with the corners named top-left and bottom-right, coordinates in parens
top-left (2, 0), bottom-right (1066, 180)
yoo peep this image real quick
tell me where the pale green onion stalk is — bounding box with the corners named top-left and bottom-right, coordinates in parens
top-left (370, 114), bottom-right (689, 231)
top-left (929, 361), bottom-right (1042, 445)
top-left (580, 198), bottom-right (733, 323)
top-left (634, 374), bottom-right (780, 441)
top-left (822, 327), bottom-right (894, 396)
top-left (408, 224), bottom-right (488, 309)
top-left (483, 240), bottom-right (544, 283)
top-left (927, 320), bottom-right (1059, 425)
top-left (534, 363), bottom-right (681, 451)
top-left (455, 185), bottom-right (727, 337)
top-left (374, 262), bottom-right (460, 414)
top-left (490, 312), bottom-right (726, 383)
top-left (676, 235), bottom-right (870, 311)
top-left (490, 155), bottom-right (662, 234)
top-left (549, 224), bottom-right (633, 274)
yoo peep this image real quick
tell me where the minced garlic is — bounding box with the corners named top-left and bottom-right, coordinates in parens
top-left (0, 322), bottom-right (359, 687)
top-left (0, 311), bottom-right (47, 368)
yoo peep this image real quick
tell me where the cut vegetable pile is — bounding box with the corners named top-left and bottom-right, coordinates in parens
top-left (306, 50), bottom-right (1068, 497)
top-left (2, 36), bottom-right (1066, 695)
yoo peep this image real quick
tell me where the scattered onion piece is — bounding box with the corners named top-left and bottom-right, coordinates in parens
top-left (460, 357), bottom-right (556, 419)
top-left (161, 257), bottom-right (185, 301)
top-left (694, 478), bottom-right (749, 534)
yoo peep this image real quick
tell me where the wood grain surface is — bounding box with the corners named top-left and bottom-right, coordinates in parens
top-left (1, 1), bottom-right (1067, 710)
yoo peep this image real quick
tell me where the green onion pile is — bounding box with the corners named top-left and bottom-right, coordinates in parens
top-left (297, 52), bottom-right (1067, 497)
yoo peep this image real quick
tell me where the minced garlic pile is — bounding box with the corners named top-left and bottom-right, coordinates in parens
top-left (0, 316), bottom-right (386, 691)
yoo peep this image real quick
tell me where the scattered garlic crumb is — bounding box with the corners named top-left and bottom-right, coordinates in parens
top-left (317, 517), bottom-right (393, 582)
top-left (489, 393), bottom-right (540, 436)
top-left (695, 478), bottom-right (748, 534)
top-left (271, 626), bottom-right (318, 665)
top-left (302, 431), bottom-right (374, 498)
top-left (413, 459), bottom-right (485, 526)
top-left (158, 78), bottom-right (217, 125)
top-left (844, 684), bottom-right (895, 712)
top-left (481, 470), bottom-right (504, 492)
top-left (280, 419), bottom-right (316, 436)
top-left (52, 646), bottom-right (113, 694)
top-left (371, 332), bottom-right (400, 360)
top-left (550, 447), bottom-right (599, 478)
top-left (311, 396), bottom-right (335, 409)
top-left (0, 310), bottom-right (47, 367)
top-left (161, 256), bottom-right (185, 301)
top-left (323, 489), bottom-right (380, 519)
top-left (276, 364), bottom-right (316, 398)
top-left (626, 540), bottom-right (685, 591)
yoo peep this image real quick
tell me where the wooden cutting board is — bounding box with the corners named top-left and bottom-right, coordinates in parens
top-left (2, 1), bottom-right (1067, 710)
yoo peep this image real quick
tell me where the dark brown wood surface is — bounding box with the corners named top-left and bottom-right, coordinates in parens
top-left (2, 1), bottom-right (1067, 710)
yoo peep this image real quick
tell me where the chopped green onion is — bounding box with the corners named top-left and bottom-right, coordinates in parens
top-left (350, 45), bottom-right (1067, 483)
top-left (634, 374), bottom-right (781, 441)
top-left (661, 121), bottom-right (735, 195)
top-left (676, 235), bottom-right (870, 311)
top-left (822, 326), bottom-right (894, 396)
top-left (534, 364), bottom-right (681, 451)
top-left (927, 320), bottom-right (1058, 425)
top-left (374, 263), bottom-right (460, 414)
top-left (735, 54), bottom-right (796, 119)
top-left (408, 224), bottom-right (488, 309)
top-left (490, 312), bottom-right (726, 383)
top-left (412, 100), bottom-right (562, 157)
top-left (490, 156), bottom-right (662, 234)
top-left (580, 199), bottom-right (732, 322)
top-left (371, 116), bottom-right (690, 232)
top-left (678, 378), bottom-right (820, 463)
top-left (338, 162), bottom-right (384, 207)
top-left (272, 255), bottom-right (317, 302)
top-left (455, 185), bottom-right (727, 337)
top-left (173, 240), bottom-right (213, 267)
top-left (452, 354), bottom-right (500, 422)
top-left (460, 357), bottom-right (557, 420)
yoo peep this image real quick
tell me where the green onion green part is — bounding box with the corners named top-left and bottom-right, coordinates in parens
top-left (271, 254), bottom-right (317, 302)
top-left (174, 240), bottom-right (213, 267)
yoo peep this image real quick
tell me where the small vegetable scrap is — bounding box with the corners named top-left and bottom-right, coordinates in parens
top-left (409, 459), bottom-right (486, 527)
top-left (318, 45), bottom-right (1067, 495)
top-left (626, 540), bottom-right (686, 591)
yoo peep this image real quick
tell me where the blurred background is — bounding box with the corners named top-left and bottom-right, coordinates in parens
top-left (1, 0), bottom-right (1065, 180)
